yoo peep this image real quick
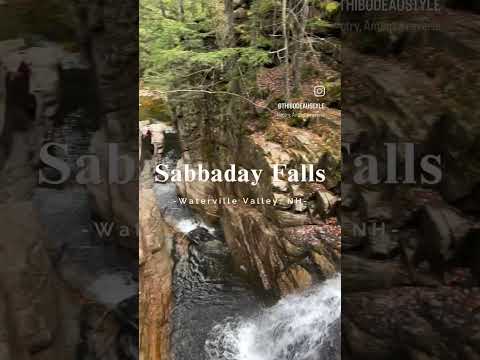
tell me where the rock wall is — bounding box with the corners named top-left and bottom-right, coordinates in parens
top-left (139, 186), bottom-right (173, 360)
top-left (69, 0), bottom-right (139, 234)
top-left (0, 202), bottom-right (78, 360)
top-left (170, 69), bottom-right (341, 296)
top-left (0, 38), bottom-right (82, 360)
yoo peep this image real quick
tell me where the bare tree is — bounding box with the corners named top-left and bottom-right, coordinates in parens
top-left (224, 0), bottom-right (235, 47)
top-left (282, 0), bottom-right (290, 99)
top-left (158, 0), bottom-right (167, 17)
top-left (292, 0), bottom-right (308, 93)
top-left (178, 0), bottom-right (185, 21)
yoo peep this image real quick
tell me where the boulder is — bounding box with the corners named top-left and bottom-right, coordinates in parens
top-left (221, 205), bottom-right (284, 291)
top-left (233, 7), bottom-right (248, 20)
top-left (0, 202), bottom-right (64, 356)
top-left (278, 265), bottom-right (313, 294)
top-left (314, 189), bottom-right (339, 218)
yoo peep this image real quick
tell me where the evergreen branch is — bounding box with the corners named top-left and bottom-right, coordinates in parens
top-left (159, 89), bottom-right (275, 114)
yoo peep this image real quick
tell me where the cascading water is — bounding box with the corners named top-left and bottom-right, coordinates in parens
top-left (205, 275), bottom-right (341, 360)
top-left (150, 125), bottom-right (340, 360)
top-left (150, 129), bottom-right (259, 360)
top-left (32, 62), bottom-right (138, 358)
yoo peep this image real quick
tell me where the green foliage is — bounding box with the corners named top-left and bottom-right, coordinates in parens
top-left (256, 36), bottom-right (274, 50)
top-left (306, 18), bottom-right (336, 34)
top-left (140, 0), bottom-right (270, 89)
top-left (255, 0), bottom-right (280, 15)
top-left (301, 64), bottom-right (322, 80)
top-left (325, 80), bottom-right (341, 107)
top-left (311, 0), bottom-right (340, 20)
top-left (324, 1), bottom-right (341, 17)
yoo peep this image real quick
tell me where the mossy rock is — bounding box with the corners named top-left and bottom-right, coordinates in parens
top-left (139, 96), bottom-right (171, 123)
top-left (324, 1), bottom-right (340, 17)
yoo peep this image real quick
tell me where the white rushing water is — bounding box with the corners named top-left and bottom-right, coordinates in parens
top-left (205, 275), bottom-right (341, 360)
top-left (152, 181), bottom-right (216, 235)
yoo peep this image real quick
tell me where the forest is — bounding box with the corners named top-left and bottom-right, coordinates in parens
top-left (140, 0), bottom-right (341, 109)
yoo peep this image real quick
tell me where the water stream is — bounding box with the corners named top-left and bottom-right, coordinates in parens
top-left (205, 275), bottom-right (341, 360)
top-left (32, 63), bottom-right (138, 359)
top-left (151, 131), bottom-right (259, 360)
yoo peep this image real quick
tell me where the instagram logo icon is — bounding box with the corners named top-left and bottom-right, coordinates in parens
top-left (314, 85), bottom-right (326, 97)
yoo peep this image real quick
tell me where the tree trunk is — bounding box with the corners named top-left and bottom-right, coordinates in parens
top-left (178, 0), bottom-right (185, 21)
top-left (158, 0), bottom-right (167, 17)
top-left (293, 0), bottom-right (308, 93)
top-left (282, 0), bottom-right (290, 99)
top-left (224, 0), bottom-right (235, 47)
top-left (190, 0), bottom-right (197, 19)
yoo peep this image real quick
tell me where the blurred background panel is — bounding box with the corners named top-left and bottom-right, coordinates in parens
top-left (341, 2), bottom-right (480, 360)
top-left (0, 1), bottom-right (138, 359)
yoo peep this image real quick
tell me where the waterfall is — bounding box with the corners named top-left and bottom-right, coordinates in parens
top-left (205, 275), bottom-right (341, 360)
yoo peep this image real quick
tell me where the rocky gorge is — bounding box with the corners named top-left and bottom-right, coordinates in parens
top-left (139, 0), bottom-right (343, 358)
top-left (139, 91), bottom-right (342, 358)
top-left (140, 19), bottom-right (341, 360)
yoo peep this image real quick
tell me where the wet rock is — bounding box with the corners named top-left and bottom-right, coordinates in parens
top-left (311, 251), bottom-right (337, 278)
top-left (341, 211), bottom-right (367, 251)
top-left (200, 240), bottom-right (228, 259)
top-left (283, 238), bottom-right (309, 258)
top-left (175, 159), bottom-right (220, 222)
top-left (222, 205), bottom-right (284, 291)
top-left (139, 188), bottom-right (173, 360)
top-left (342, 11), bottom-right (480, 360)
top-left (278, 265), bottom-right (313, 294)
top-left (186, 227), bottom-right (214, 244)
top-left (283, 225), bottom-right (341, 281)
top-left (168, 43), bottom-right (342, 298)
